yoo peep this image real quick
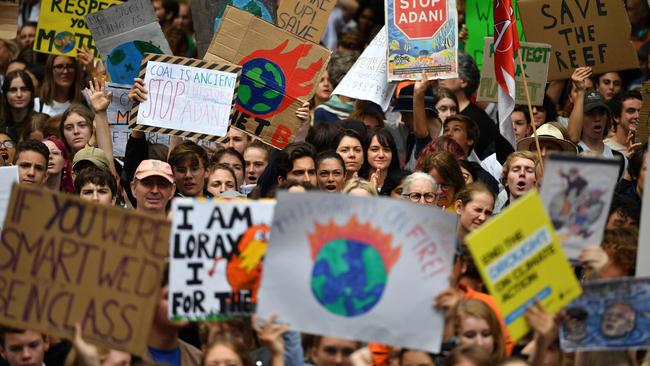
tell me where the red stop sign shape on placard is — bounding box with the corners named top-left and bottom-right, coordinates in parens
top-left (394, 0), bottom-right (447, 40)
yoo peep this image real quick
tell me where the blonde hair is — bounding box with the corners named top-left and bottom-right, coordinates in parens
top-left (341, 178), bottom-right (378, 196)
top-left (500, 150), bottom-right (539, 186)
top-left (453, 299), bottom-right (505, 364)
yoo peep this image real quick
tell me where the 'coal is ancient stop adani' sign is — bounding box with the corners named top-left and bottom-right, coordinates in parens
top-left (394, 0), bottom-right (446, 39)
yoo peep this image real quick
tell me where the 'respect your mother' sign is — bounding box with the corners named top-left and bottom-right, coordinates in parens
top-left (0, 185), bottom-right (170, 356)
top-left (130, 54), bottom-right (241, 141)
top-left (257, 192), bottom-right (458, 352)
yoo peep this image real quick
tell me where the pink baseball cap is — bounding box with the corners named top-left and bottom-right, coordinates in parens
top-left (134, 159), bottom-right (174, 184)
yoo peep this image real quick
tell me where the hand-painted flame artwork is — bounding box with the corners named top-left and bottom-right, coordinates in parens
top-left (236, 41), bottom-right (324, 118)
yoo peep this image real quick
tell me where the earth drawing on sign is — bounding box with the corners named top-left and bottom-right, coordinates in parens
top-left (308, 216), bottom-right (401, 317)
top-left (107, 41), bottom-right (165, 84)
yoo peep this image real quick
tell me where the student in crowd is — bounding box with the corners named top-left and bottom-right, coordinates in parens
top-left (0, 70), bottom-right (35, 141)
top-left (596, 71), bottom-right (623, 102)
top-left (363, 128), bottom-right (400, 193)
top-left (34, 55), bottom-right (83, 116)
top-left (168, 140), bottom-right (209, 197)
top-left (18, 23), bottom-right (37, 50)
top-left (213, 148), bottom-right (246, 190)
top-left (452, 299), bottom-right (506, 364)
top-left (15, 139), bottom-right (48, 186)
top-left (275, 142), bottom-right (317, 187)
top-left (220, 128), bottom-right (251, 155)
top-left (604, 90), bottom-right (643, 153)
top-left (455, 182), bottom-right (495, 245)
top-left (59, 104), bottom-right (94, 158)
top-left (75, 165), bottom-right (118, 205)
top-left (0, 133), bottom-right (16, 164)
top-left (494, 151), bottom-right (539, 212)
top-left (316, 150), bottom-right (346, 193)
top-left (511, 105), bottom-right (532, 142)
top-left (206, 162), bottom-right (238, 197)
top-left (0, 328), bottom-right (49, 366)
top-left (42, 136), bottom-right (73, 192)
top-left (335, 129), bottom-right (365, 181)
top-left (243, 141), bottom-right (271, 186)
top-left (308, 336), bottom-right (360, 366)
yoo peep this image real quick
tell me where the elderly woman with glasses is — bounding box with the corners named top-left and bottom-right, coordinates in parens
top-left (401, 172), bottom-right (438, 205)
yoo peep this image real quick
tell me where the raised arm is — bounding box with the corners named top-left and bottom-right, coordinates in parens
top-left (567, 67), bottom-right (593, 144)
top-left (85, 77), bottom-right (118, 177)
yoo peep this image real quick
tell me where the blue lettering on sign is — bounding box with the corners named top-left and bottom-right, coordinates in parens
top-left (504, 286), bottom-right (551, 325)
top-left (487, 228), bottom-right (550, 282)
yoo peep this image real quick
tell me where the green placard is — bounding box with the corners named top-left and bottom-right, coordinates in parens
top-left (465, 0), bottom-right (525, 71)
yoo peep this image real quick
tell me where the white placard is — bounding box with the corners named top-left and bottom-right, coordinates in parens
top-left (257, 192), bottom-right (457, 352)
top-left (169, 198), bottom-right (275, 320)
top-left (0, 166), bottom-right (18, 227)
top-left (332, 26), bottom-right (396, 111)
top-left (139, 61), bottom-right (238, 137)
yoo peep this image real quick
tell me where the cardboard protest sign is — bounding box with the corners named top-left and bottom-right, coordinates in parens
top-left (0, 185), bottom-right (170, 356)
top-left (34, 0), bottom-right (123, 57)
top-left (518, 0), bottom-right (639, 81)
top-left (0, 0), bottom-right (19, 40)
top-left (385, 0), bottom-right (458, 81)
top-left (560, 277), bottom-right (650, 351)
top-left (106, 83), bottom-right (132, 157)
top-left (332, 27), bottom-right (396, 111)
top-left (0, 167), bottom-right (18, 227)
top-left (477, 38), bottom-right (550, 106)
top-left (191, 0), bottom-right (277, 58)
top-left (257, 192), bottom-right (458, 352)
top-left (85, 0), bottom-right (172, 85)
top-left (169, 199), bottom-right (275, 321)
top-left (465, 0), bottom-right (524, 71)
top-left (276, 0), bottom-right (335, 43)
top-left (539, 154), bottom-right (619, 260)
top-left (466, 191), bottom-right (582, 341)
top-left (205, 6), bottom-right (331, 149)
top-left (129, 53), bottom-right (241, 141)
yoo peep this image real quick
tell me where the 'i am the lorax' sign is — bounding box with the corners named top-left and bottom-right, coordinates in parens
top-left (394, 0), bottom-right (446, 39)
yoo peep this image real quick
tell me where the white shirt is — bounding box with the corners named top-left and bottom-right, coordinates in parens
top-left (34, 98), bottom-right (71, 117)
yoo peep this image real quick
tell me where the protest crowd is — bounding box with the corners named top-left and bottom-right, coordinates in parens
top-left (0, 0), bottom-right (649, 365)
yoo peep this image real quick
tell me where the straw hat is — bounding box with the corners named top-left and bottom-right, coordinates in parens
top-left (517, 122), bottom-right (578, 154)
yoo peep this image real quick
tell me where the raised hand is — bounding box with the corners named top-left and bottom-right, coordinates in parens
top-left (571, 67), bottom-right (593, 93)
top-left (252, 314), bottom-right (289, 357)
top-left (84, 77), bottom-right (112, 113)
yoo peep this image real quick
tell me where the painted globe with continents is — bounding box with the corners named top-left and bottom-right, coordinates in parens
top-left (54, 32), bottom-right (76, 54)
top-left (237, 58), bottom-right (286, 115)
top-left (311, 239), bottom-right (387, 317)
top-left (106, 41), bottom-right (164, 84)
top-left (213, 0), bottom-right (273, 31)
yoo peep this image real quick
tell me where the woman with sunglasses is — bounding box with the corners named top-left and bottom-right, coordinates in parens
top-left (34, 55), bottom-right (83, 117)
top-left (0, 70), bottom-right (36, 141)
